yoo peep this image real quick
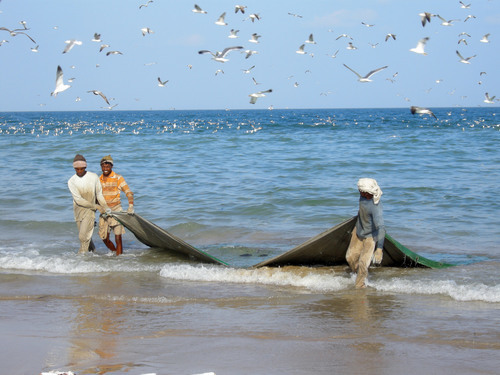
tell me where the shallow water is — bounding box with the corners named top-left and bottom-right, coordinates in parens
top-left (0, 108), bottom-right (499, 374)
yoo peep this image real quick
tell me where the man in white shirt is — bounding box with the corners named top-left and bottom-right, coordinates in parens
top-left (68, 154), bottom-right (110, 254)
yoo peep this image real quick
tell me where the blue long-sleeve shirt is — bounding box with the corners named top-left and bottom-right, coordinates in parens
top-left (355, 196), bottom-right (385, 249)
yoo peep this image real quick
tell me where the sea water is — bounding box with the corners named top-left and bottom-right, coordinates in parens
top-left (0, 108), bottom-right (499, 375)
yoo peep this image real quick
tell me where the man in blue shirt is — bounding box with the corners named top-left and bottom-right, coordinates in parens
top-left (346, 178), bottom-right (385, 288)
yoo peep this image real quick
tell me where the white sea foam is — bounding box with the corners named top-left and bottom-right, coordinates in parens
top-left (371, 278), bottom-right (500, 303)
top-left (0, 251), bottom-right (162, 274)
top-left (159, 263), bottom-right (353, 292)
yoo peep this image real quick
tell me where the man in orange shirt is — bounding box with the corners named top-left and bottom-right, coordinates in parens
top-left (98, 155), bottom-right (134, 255)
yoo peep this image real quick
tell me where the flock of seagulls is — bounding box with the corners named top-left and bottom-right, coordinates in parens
top-left (0, 1), bottom-right (496, 110)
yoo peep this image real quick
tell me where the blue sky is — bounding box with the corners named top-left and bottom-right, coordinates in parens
top-left (0, 0), bottom-right (498, 111)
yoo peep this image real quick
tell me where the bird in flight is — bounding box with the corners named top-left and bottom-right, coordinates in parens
top-left (192, 4), bottom-right (207, 14)
top-left (249, 89), bottom-right (272, 104)
top-left (198, 46), bottom-right (243, 62)
top-left (87, 90), bottom-right (110, 105)
top-left (456, 50), bottom-right (476, 64)
top-left (410, 106), bottom-right (437, 119)
top-left (157, 77), bottom-right (168, 87)
top-left (62, 39), bottom-right (82, 53)
top-left (410, 37), bottom-right (429, 55)
top-left (51, 65), bottom-right (71, 97)
top-left (343, 64), bottom-right (388, 82)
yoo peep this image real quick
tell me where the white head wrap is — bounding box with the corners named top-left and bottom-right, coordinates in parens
top-left (357, 178), bottom-right (383, 205)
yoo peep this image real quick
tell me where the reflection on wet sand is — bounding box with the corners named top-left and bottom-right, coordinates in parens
top-left (68, 276), bottom-right (130, 374)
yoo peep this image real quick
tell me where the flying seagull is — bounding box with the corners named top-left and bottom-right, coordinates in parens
top-left (305, 33), bottom-right (316, 44)
top-left (63, 39), bottom-right (82, 53)
top-left (410, 37), bottom-right (429, 55)
top-left (456, 50), bottom-right (476, 64)
top-left (484, 93), bottom-right (496, 104)
top-left (157, 77), bottom-right (168, 87)
top-left (459, 1), bottom-right (471, 9)
top-left (242, 65), bottom-right (255, 74)
top-left (249, 89), bottom-right (272, 104)
top-left (198, 46), bottom-right (244, 62)
top-left (228, 29), bottom-right (239, 38)
top-left (0, 27), bottom-right (36, 43)
top-left (106, 50), bottom-right (123, 56)
top-left (437, 15), bottom-right (460, 26)
top-left (249, 33), bottom-right (261, 43)
top-left (87, 90), bottom-right (110, 105)
top-left (480, 33), bottom-right (490, 43)
top-left (343, 64), bottom-right (388, 82)
top-left (51, 65), bottom-right (71, 97)
top-left (418, 12), bottom-right (435, 27)
top-left (192, 4), bottom-right (207, 14)
top-left (248, 13), bottom-right (260, 22)
top-left (139, 0), bottom-right (153, 9)
top-left (296, 44), bottom-right (306, 54)
top-left (410, 106), bottom-right (437, 119)
top-left (235, 5), bottom-right (247, 14)
top-left (92, 33), bottom-right (101, 42)
top-left (385, 33), bottom-right (396, 41)
top-left (141, 27), bottom-right (154, 36)
top-left (215, 12), bottom-right (227, 26)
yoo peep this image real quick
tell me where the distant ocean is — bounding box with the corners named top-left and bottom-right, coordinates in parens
top-left (1, 108), bottom-right (499, 375)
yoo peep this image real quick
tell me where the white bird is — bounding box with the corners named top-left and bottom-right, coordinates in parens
top-left (92, 33), bottom-right (101, 42)
top-left (228, 29), bottom-right (239, 38)
top-left (458, 38), bottom-right (468, 45)
top-left (464, 15), bottom-right (476, 22)
top-left (252, 77), bottom-right (261, 85)
top-left (343, 64), bottom-right (388, 82)
top-left (385, 33), bottom-right (396, 41)
top-left (244, 49), bottom-right (258, 59)
top-left (235, 5), bottom-right (247, 14)
top-left (296, 44), bottom-right (306, 54)
top-left (480, 33), bottom-right (490, 43)
top-left (459, 1), bottom-right (471, 9)
top-left (456, 50), bottom-right (476, 64)
top-left (139, 0), bottom-right (153, 9)
top-left (157, 77), bottom-right (168, 87)
top-left (87, 90), bottom-right (110, 105)
top-left (51, 65), bottom-right (71, 97)
top-left (327, 49), bottom-right (339, 59)
top-left (242, 65), bottom-right (255, 74)
top-left (248, 13), bottom-right (260, 22)
top-left (102, 104), bottom-right (119, 110)
top-left (215, 12), bottom-right (227, 26)
top-left (288, 12), bottom-right (303, 18)
top-left (336, 33), bottom-right (352, 40)
top-left (106, 50), bottom-right (123, 56)
top-left (249, 89), bottom-right (272, 104)
top-left (410, 106), bottom-right (437, 119)
top-left (361, 22), bottom-right (375, 27)
top-left (484, 93), bottom-right (496, 104)
top-left (141, 27), bottom-right (154, 36)
top-left (305, 33), bottom-right (316, 44)
top-left (418, 12), bottom-right (434, 27)
top-left (249, 33), bottom-right (261, 43)
top-left (410, 37), bottom-right (429, 55)
top-left (192, 4), bottom-right (207, 14)
top-left (198, 46), bottom-right (243, 62)
top-left (62, 39), bottom-right (82, 53)
top-left (31, 44), bottom-right (39, 52)
top-left (99, 44), bottom-right (110, 52)
top-left (346, 42), bottom-right (357, 50)
top-left (0, 27), bottom-right (36, 43)
top-left (215, 69), bottom-right (224, 75)
top-left (437, 15), bottom-right (460, 26)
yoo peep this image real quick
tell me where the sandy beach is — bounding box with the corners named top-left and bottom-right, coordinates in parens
top-left (1, 267), bottom-right (498, 375)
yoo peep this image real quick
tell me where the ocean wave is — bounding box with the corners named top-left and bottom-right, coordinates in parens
top-left (372, 278), bottom-right (500, 303)
top-left (159, 264), bottom-right (500, 303)
top-left (0, 251), bottom-right (163, 274)
top-left (159, 264), bottom-right (352, 292)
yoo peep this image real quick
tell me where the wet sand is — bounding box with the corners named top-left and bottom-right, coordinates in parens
top-left (1, 271), bottom-right (498, 375)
